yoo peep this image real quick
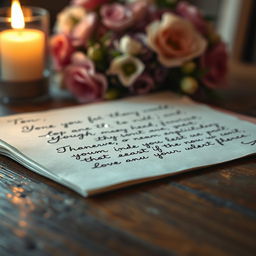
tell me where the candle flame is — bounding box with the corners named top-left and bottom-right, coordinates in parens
top-left (11, 0), bottom-right (25, 29)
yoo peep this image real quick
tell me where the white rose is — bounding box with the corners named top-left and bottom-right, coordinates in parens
top-left (146, 13), bottom-right (207, 67)
top-left (119, 36), bottom-right (142, 55)
top-left (108, 55), bottom-right (145, 87)
top-left (55, 6), bottom-right (86, 34)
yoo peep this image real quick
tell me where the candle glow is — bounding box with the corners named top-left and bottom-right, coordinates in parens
top-left (0, 0), bottom-right (45, 81)
top-left (11, 0), bottom-right (25, 29)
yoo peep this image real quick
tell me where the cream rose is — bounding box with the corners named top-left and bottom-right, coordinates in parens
top-left (119, 35), bottom-right (142, 55)
top-left (146, 13), bottom-right (207, 67)
top-left (55, 6), bottom-right (86, 35)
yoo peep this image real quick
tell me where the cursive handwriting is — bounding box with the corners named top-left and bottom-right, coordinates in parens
top-left (241, 140), bottom-right (256, 146)
top-left (8, 118), bottom-right (41, 125)
top-left (8, 102), bottom-right (254, 171)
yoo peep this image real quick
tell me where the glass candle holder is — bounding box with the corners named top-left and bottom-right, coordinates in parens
top-left (0, 6), bottom-right (50, 104)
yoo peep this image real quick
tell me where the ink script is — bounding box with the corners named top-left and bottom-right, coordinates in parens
top-left (0, 92), bottom-right (255, 196)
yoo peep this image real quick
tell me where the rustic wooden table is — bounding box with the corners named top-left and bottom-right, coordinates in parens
top-left (0, 75), bottom-right (256, 256)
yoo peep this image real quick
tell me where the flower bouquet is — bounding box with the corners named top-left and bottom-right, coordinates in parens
top-left (50, 0), bottom-right (228, 103)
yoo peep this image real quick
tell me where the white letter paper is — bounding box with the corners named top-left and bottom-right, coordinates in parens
top-left (0, 92), bottom-right (255, 196)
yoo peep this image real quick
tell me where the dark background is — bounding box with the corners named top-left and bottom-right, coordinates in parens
top-left (0, 0), bottom-right (69, 28)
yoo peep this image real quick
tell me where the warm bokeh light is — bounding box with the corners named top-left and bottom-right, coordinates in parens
top-left (11, 0), bottom-right (25, 29)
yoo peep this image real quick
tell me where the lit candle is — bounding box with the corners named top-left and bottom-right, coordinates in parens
top-left (0, 0), bottom-right (45, 81)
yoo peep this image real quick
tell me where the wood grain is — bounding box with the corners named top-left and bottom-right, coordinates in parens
top-left (0, 155), bottom-right (255, 256)
top-left (0, 81), bottom-right (256, 256)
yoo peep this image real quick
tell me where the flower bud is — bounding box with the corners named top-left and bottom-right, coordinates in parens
top-left (182, 62), bottom-right (196, 74)
top-left (181, 77), bottom-right (199, 94)
top-left (105, 88), bottom-right (120, 100)
top-left (87, 45), bottom-right (104, 62)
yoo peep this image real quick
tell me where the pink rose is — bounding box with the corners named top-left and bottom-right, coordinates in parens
top-left (50, 34), bottom-right (74, 70)
top-left (146, 13), bottom-right (207, 67)
top-left (130, 0), bottom-right (148, 23)
top-left (176, 1), bottom-right (207, 35)
top-left (100, 1), bottom-right (147, 31)
top-left (72, 0), bottom-right (110, 10)
top-left (71, 13), bottom-right (97, 47)
top-left (201, 42), bottom-right (228, 88)
top-left (64, 53), bottom-right (108, 103)
top-left (71, 52), bottom-right (95, 71)
top-left (101, 3), bottom-right (133, 31)
top-left (130, 74), bottom-right (154, 95)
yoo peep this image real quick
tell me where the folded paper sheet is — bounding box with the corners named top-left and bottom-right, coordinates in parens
top-left (0, 92), bottom-right (255, 196)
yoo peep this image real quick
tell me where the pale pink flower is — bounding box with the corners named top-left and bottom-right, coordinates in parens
top-left (71, 52), bottom-right (94, 71)
top-left (101, 3), bottom-right (133, 31)
top-left (130, 0), bottom-right (148, 23)
top-left (201, 42), bottom-right (228, 88)
top-left (146, 13), bottom-right (207, 67)
top-left (50, 34), bottom-right (74, 70)
top-left (64, 53), bottom-right (108, 103)
top-left (71, 13), bottom-right (97, 47)
top-left (100, 1), bottom-right (147, 31)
